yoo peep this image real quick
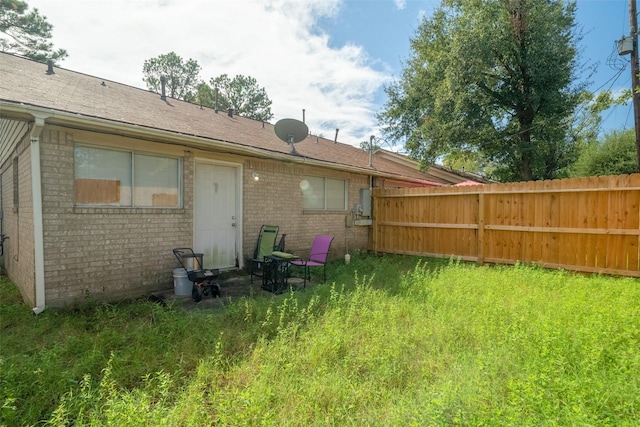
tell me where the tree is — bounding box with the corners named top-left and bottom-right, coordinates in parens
top-left (142, 52), bottom-right (274, 121)
top-left (142, 52), bottom-right (201, 101)
top-left (195, 81), bottom-right (215, 108)
top-left (0, 0), bottom-right (67, 63)
top-left (359, 136), bottom-right (381, 152)
top-left (570, 129), bottom-right (638, 177)
top-left (204, 74), bottom-right (273, 122)
top-left (442, 150), bottom-right (495, 177)
top-left (378, 0), bottom-right (585, 182)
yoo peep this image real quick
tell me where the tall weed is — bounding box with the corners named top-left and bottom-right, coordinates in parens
top-left (2, 257), bottom-right (640, 425)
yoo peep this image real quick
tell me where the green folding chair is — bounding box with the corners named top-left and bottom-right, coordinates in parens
top-left (250, 225), bottom-right (279, 283)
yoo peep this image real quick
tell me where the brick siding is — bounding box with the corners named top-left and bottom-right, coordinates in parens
top-left (10, 126), bottom-right (372, 307)
top-left (39, 128), bottom-right (195, 307)
top-left (242, 159), bottom-right (370, 263)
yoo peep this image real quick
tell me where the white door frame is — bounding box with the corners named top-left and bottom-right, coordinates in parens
top-left (193, 158), bottom-right (244, 269)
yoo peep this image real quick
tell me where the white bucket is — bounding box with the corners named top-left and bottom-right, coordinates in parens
top-left (173, 268), bottom-right (191, 296)
top-left (183, 253), bottom-right (203, 271)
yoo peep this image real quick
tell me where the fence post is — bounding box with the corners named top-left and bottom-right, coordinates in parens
top-left (478, 192), bottom-right (485, 266)
top-left (371, 189), bottom-right (378, 254)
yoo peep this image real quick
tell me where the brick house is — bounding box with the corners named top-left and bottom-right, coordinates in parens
top-left (0, 53), bottom-right (479, 309)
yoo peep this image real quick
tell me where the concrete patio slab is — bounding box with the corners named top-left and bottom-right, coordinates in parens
top-left (150, 275), bottom-right (308, 310)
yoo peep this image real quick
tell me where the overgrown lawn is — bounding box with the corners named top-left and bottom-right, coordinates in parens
top-left (1, 256), bottom-right (639, 425)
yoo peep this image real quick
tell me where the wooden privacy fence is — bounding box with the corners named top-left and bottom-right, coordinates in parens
top-left (372, 174), bottom-right (640, 277)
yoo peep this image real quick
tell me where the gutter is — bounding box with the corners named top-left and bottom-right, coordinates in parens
top-left (29, 112), bottom-right (49, 315)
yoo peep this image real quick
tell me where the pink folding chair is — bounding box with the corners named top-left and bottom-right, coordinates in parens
top-left (290, 235), bottom-right (334, 287)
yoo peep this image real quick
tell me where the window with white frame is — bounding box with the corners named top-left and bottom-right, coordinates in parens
top-left (301, 175), bottom-right (347, 210)
top-left (74, 145), bottom-right (181, 207)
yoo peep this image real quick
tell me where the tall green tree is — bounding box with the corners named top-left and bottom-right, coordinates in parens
top-left (0, 0), bottom-right (67, 62)
top-left (142, 53), bottom-right (273, 121)
top-left (142, 51), bottom-right (202, 101)
top-left (378, 0), bottom-right (585, 182)
top-left (203, 74), bottom-right (273, 122)
top-left (570, 129), bottom-right (638, 177)
top-left (442, 150), bottom-right (495, 177)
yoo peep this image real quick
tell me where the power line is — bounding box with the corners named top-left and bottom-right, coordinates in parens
top-left (607, 40), bottom-right (629, 71)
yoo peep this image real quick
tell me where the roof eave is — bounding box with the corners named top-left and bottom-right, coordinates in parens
top-left (0, 101), bottom-right (426, 182)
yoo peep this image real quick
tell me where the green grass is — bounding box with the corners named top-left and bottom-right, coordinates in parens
top-left (2, 256), bottom-right (640, 425)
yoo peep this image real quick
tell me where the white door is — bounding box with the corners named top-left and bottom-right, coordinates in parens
top-left (194, 163), bottom-right (239, 269)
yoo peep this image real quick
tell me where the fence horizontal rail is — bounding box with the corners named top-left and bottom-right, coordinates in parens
top-left (379, 186), bottom-right (640, 197)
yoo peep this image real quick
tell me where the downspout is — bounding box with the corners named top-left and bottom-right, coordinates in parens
top-left (30, 113), bottom-right (48, 315)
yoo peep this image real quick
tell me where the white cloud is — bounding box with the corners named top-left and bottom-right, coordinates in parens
top-left (31, 0), bottom-right (391, 145)
top-left (393, 0), bottom-right (407, 10)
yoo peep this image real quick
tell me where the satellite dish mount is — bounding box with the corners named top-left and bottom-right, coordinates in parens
top-left (274, 118), bottom-right (308, 154)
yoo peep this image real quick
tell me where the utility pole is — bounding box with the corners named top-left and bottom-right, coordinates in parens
top-left (630, 0), bottom-right (640, 172)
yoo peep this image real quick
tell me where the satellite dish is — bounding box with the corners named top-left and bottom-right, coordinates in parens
top-left (274, 118), bottom-right (308, 153)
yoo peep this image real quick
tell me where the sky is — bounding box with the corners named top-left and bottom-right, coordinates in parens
top-left (21, 0), bottom-right (636, 147)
